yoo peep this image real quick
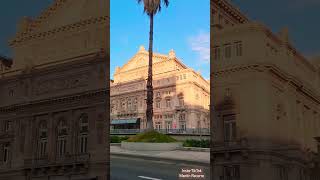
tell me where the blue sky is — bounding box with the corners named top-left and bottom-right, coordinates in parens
top-left (0, 0), bottom-right (319, 76)
top-left (110, 0), bottom-right (210, 79)
top-left (0, 0), bottom-right (53, 57)
top-left (232, 0), bottom-right (320, 58)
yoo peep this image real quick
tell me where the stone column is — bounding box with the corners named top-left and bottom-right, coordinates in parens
top-left (67, 110), bottom-right (73, 156)
top-left (87, 105), bottom-right (108, 180)
top-left (48, 112), bottom-right (56, 161)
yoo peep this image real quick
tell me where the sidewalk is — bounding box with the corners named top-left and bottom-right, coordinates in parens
top-left (110, 145), bottom-right (210, 166)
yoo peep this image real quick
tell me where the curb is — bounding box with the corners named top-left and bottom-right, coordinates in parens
top-left (110, 143), bottom-right (121, 146)
top-left (110, 152), bottom-right (210, 166)
top-left (111, 143), bottom-right (210, 152)
top-left (178, 147), bottom-right (210, 152)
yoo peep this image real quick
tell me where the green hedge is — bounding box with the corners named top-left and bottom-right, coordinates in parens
top-left (126, 130), bottom-right (177, 143)
top-left (183, 139), bottom-right (210, 148)
top-left (110, 136), bottom-right (129, 143)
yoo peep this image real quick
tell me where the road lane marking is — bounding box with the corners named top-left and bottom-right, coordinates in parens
top-left (138, 176), bottom-right (163, 180)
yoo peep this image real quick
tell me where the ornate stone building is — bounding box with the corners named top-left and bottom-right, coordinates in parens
top-left (0, 0), bottom-right (109, 180)
top-left (110, 46), bottom-right (210, 131)
top-left (211, 0), bottom-right (320, 179)
top-left (0, 56), bottom-right (12, 73)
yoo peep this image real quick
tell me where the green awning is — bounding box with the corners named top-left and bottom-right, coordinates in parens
top-left (111, 119), bottom-right (139, 125)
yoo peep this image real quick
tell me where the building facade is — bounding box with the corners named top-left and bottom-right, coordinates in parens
top-left (211, 0), bottom-right (320, 179)
top-left (0, 56), bottom-right (12, 73)
top-left (110, 46), bottom-right (210, 131)
top-left (0, 0), bottom-right (109, 180)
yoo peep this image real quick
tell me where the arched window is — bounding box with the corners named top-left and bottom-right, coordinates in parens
top-left (127, 98), bottom-right (132, 110)
top-left (79, 114), bottom-right (88, 154)
top-left (38, 121), bottom-right (48, 158)
top-left (57, 119), bottom-right (67, 157)
top-left (133, 98), bottom-right (138, 110)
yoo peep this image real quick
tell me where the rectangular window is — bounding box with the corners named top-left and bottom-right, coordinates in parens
top-left (5, 121), bottom-right (12, 132)
top-left (214, 46), bottom-right (221, 60)
top-left (166, 99), bottom-right (171, 108)
top-left (156, 101), bottom-right (161, 108)
top-left (39, 139), bottom-right (48, 157)
top-left (279, 167), bottom-right (288, 180)
top-left (235, 41), bottom-right (243, 56)
top-left (223, 165), bottom-right (240, 180)
top-left (224, 44), bottom-right (232, 59)
top-left (165, 121), bottom-right (172, 130)
top-left (223, 114), bottom-right (236, 142)
top-left (179, 98), bottom-right (184, 106)
top-left (57, 138), bottom-right (66, 156)
top-left (179, 114), bottom-right (185, 121)
top-left (79, 135), bottom-right (88, 154)
top-left (155, 122), bottom-right (162, 130)
top-left (179, 121), bottom-right (186, 131)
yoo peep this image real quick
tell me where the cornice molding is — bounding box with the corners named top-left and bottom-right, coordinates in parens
top-left (214, 0), bottom-right (249, 24)
top-left (0, 50), bottom-right (106, 82)
top-left (213, 63), bottom-right (320, 105)
top-left (10, 16), bottom-right (108, 46)
top-left (0, 89), bottom-right (108, 114)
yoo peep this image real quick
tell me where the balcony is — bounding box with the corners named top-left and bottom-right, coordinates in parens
top-left (0, 130), bottom-right (14, 139)
top-left (175, 105), bottom-right (187, 112)
top-left (110, 128), bottom-right (210, 135)
top-left (0, 161), bottom-right (11, 170)
top-left (24, 153), bottom-right (90, 168)
top-left (55, 153), bottom-right (90, 164)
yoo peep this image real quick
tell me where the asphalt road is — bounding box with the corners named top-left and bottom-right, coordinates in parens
top-left (110, 155), bottom-right (210, 180)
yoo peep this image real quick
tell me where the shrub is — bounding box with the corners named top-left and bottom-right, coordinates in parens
top-left (183, 139), bottom-right (210, 148)
top-left (126, 130), bottom-right (177, 143)
top-left (111, 136), bottom-right (129, 143)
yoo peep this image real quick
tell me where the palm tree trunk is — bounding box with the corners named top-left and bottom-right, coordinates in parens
top-left (146, 14), bottom-right (154, 131)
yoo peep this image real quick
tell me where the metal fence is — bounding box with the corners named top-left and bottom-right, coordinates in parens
top-left (110, 128), bottom-right (210, 135)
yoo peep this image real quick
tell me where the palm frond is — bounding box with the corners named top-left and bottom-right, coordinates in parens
top-left (137, 0), bottom-right (169, 16)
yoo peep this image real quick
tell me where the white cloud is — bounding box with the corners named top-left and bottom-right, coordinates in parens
top-left (188, 31), bottom-right (210, 64)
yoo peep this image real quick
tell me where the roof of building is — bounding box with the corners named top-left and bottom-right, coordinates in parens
top-left (10, 0), bottom-right (109, 46)
top-left (213, 0), bottom-right (249, 24)
top-left (115, 46), bottom-right (188, 74)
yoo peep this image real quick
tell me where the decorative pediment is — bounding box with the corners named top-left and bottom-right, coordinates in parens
top-left (117, 46), bottom-right (187, 73)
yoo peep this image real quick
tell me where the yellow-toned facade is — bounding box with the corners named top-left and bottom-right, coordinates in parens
top-left (0, 0), bottom-right (109, 179)
top-left (111, 46), bottom-right (210, 130)
top-left (211, 0), bottom-right (320, 179)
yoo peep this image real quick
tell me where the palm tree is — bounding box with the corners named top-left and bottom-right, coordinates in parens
top-left (137, 0), bottom-right (169, 131)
